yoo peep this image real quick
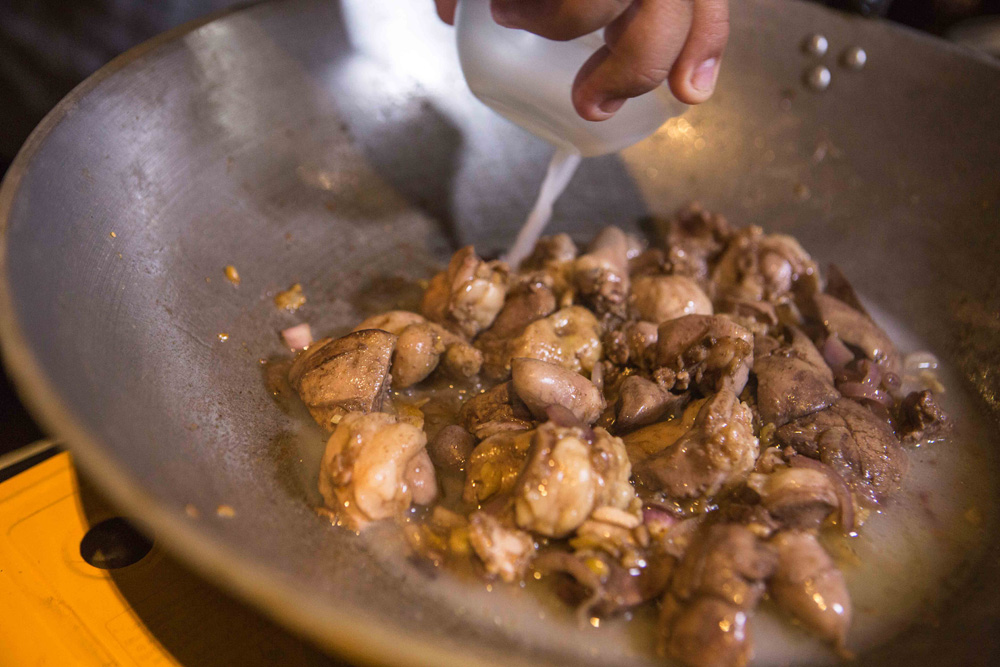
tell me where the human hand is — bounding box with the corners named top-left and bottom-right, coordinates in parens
top-left (434, 0), bottom-right (729, 121)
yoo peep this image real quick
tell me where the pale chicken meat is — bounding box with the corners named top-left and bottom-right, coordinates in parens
top-left (318, 412), bottom-right (437, 530)
top-left (421, 246), bottom-right (509, 338)
top-left (507, 306), bottom-right (603, 375)
top-left (514, 422), bottom-right (635, 538)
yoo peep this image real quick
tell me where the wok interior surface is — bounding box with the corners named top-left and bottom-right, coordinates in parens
top-left (1, 0), bottom-right (1000, 664)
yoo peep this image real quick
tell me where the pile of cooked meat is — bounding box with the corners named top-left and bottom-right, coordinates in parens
top-left (286, 205), bottom-right (949, 666)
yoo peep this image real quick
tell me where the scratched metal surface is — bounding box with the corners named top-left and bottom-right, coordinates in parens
top-left (1, 0), bottom-right (999, 665)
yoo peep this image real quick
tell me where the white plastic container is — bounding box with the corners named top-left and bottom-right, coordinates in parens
top-left (455, 0), bottom-right (686, 157)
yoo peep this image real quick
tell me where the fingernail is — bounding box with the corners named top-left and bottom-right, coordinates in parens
top-left (691, 58), bottom-right (719, 93)
top-left (597, 97), bottom-right (626, 115)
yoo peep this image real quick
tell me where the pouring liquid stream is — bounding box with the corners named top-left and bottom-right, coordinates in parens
top-left (503, 147), bottom-right (582, 267)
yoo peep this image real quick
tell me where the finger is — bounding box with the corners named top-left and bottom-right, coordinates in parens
top-left (667, 0), bottom-right (729, 104)
top-left (435, 0), bottom-right (458, 24)
top-left (572, 0), bottom-right (694, 121)
top-left (491, 0), bottom-right (633, 41)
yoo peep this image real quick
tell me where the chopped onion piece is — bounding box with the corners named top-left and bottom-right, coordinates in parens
top-left (282, 323), bottom-right (313, 350)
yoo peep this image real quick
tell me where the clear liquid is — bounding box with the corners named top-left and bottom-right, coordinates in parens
top-left (504, 147), bottom-right (582, 267)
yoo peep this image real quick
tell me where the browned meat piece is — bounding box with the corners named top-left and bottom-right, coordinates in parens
top-left (626, 321), bottom-right (660, 366)
top-left (421, 246), bottom-right (509, 338)
top-left (633, 389), bottom-right (758, 501)
top-left (813, 293), bottom-right (900, 376)
top-left (755, 334), bottom-right (839, 427)
top-left (354, 310), bottom-right (425, 333)
top-left (289, 330), bottom-right (396, 431)
top-left (355, 311), bottom-right (482, 388)
top-left (468, 511), bottom-right (536, 582)
top-left (534, 545), bottom-right (673, 618)
top-left (712, 226), bottom-right (819, 305)
top-left (485, 280), bottom-right (558, 340)
top-left (770, 531), bottom-right (852, 649)
top-left (628, 247), bottom-right (668, 277)
top-left (747, 467), bottom-right (839, 530)
top-left (441, 341), bottom-right (483, 379)
top-left (623, 400), bottom-right (701, 466)
top-left (630, 275), bottom-right (713, 324)
top-left (655, 315), bottom-right (754, 395)
top-left (518, 233), bottom-right (578, 270)
top-left (791, 328), bottom-right (835, 379)
top-left (514, 422), bottom-right (635, 538)
top-left (659, 523), bottom-right (777, 667)
top-left (510, 357), bottom-right (605, 425)
top-left (463, 429), bottom-right (535, 503)
top-left (476, 279), bottom-right (558, 380)
top-left (427, 424), bottom-right (477, 473)
top-left (615, 375), bottom-right (685, 433)
top-left (776, 398), bottom-right (907, 501)
top-left (650, 204), bottom-right (734, 284)
top-left (897, 389), bottom-right (950, 444)
top-left (824, 263), bottom-right (869, 317)
top-left (458, 381), bottom-right (534, 439)
top-left (507, 306), bottom-right (603, 375)
top-left (715, 297), bottom-right (778, 336)
top-left (573, 227), bottom-right (631, 319)
top-left (318, 412), bottom-right (436, 530)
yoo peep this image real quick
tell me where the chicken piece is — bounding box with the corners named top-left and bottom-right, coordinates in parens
top-left (355, 311), bottom-right (481, 388)
top-left (458, 381), bottom-right (534, 440)
top-left (354, 310), bottom-right (426, 334)
top-left (507, 306), bottom-right (603, 375)
top-left (463, 429), bottom-right (535, 503)
top-left (519, 233), bottom-right (578, 271)
top-left (615, 375), bottom-right (685, 433)
top-left (813, 293), bottom-right (900, 376)
top-left (427, 424), bottom-right (477, 473)
top-left (421, 246), bottom-right (509, 338)
top-left (655, 315), bottom-right (754, 395)
top-left (897, 389), bottom-right (950, 444)
top-left (648, 204), bottom-right (734, 285)
top-left (514, 422), bottom-right (635, 538)
top-left (659, 523), bottom-right (777, 667)
top-left (318, 412), bottom-right (436, 530)
top-left (715, 297), bottom-right (778, 337)
top-left (770, 531), bottom-right (852, 648)
top-left (776, 398), bottom-right (907, 501)
top-left (476, 280), bottom-right (558, 380)
top-left (747, 467), bottom-right (839, 530)
top-left (755, 332), bottom-right (839, 427)
top-left (633, 389), bottom-right (758, 501)
top-left (625, 321), bottom-right (660, 367)
top-left (572, 227), bottom-right (631, 319)
top-left (510, 357), bottom-right (605, 425)
top-left (631, 275), bottom-right (713, 325)
top-left (534, 544), bottom-right (673, 617)
top-left (289, 330), bottom-right (395, 430)
top-left (468, 511), bottom-right (536, 582)
top-left (623, 400), bottom-right (702, 466)
top-left (712, 226), bottom-right (819, 305)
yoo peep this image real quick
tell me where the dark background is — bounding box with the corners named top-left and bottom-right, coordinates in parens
top-left (1, 0), bottom-right (997, 455)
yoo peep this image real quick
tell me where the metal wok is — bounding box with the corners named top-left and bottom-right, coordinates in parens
top-left (1, 0), bottom-right (999, 664)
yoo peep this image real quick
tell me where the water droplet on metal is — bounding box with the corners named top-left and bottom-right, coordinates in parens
top-left (842, 46), bottom-right (867, 70)
top-left (804, 65), bottom-right (832, 91)
top-left (803, 34), bottom-right (829, 57)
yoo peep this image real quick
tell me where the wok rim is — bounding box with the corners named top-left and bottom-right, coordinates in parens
top-left (0, 1), bottom-right (998, 665)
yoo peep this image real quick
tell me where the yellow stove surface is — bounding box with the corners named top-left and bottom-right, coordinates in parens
top-left (0, 450), bottom-right (339, 666)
